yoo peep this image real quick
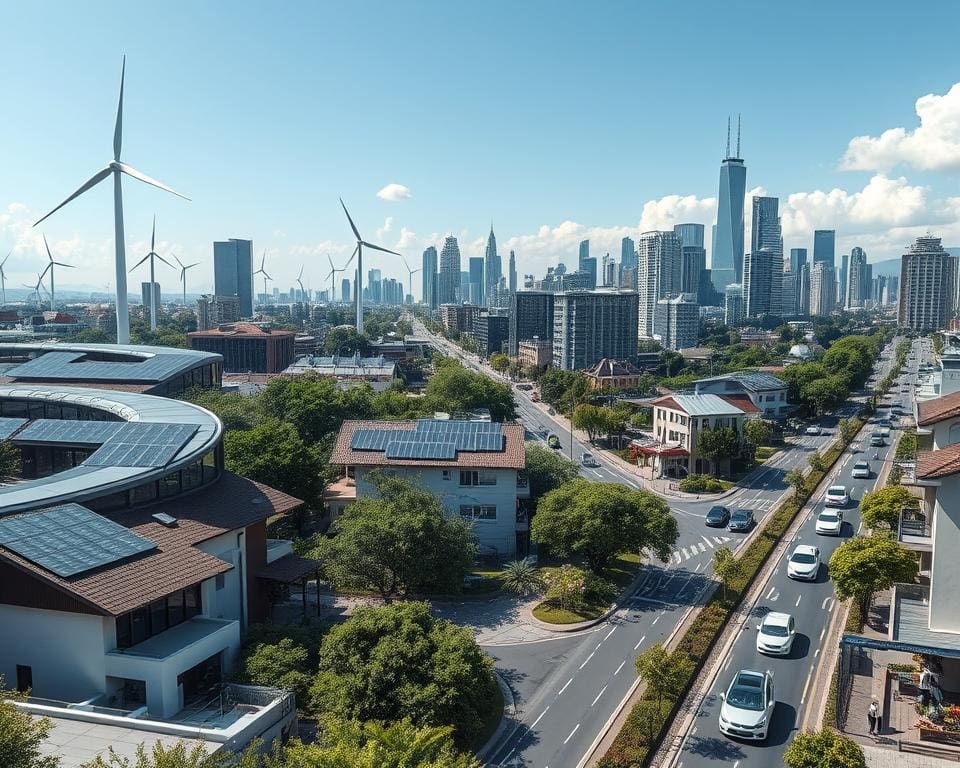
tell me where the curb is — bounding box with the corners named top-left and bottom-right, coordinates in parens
top-left (525, 569), bottom-right (653, 633)
top-left (478, 670), bottom-right (517, 762)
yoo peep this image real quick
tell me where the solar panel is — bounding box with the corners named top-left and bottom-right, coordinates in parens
top-left (385, 440), bottom-right (457, 460)
top-left (0, 417), bottom-right (27, 441)
top-left (4, 349), bottom-right (203, 383)
top-left (0, 503), bottom-right (156, 577)
top-left (83, 422), bottom-right (199, 468)
top-left (354, 421), bottom-right (504, 459)
top-left (14, 419), bottom-right (124, 445)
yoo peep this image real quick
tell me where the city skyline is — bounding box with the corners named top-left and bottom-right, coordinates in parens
top-left (3, 3), bottom-right (960, 299)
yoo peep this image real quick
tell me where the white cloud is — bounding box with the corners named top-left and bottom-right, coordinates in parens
top-left (376, 183), bottom-right (412, 202)
top-left (375, 216), bottom-right (394, 242)
top-left (840, 82), bottom-right (960, 172)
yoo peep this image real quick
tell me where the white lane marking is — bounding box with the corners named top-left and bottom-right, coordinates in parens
top-left (695, 562), bottom-right (703, 572)
top-left (820, 627), bottom-right (826, 642)
top-left (634, 634), bottom-right (647, 650)
top-left (604, 626), bottom-right (616, 641)
top-left (652, 616), bottom-right (660, 626)
top-left (815, 648), bottom-right (821, 658)
top-left (579, 651), bottom-right (595, 669)
top-left (821, 596), bottom-right (833, 610)
top-left (591, 685), bottom-right (608, 706)
top-left (796, 594), bottom-right (802, 607)
top-left (531, 706), bottom-right (549, 728)
top-left (615, 660), bottom-right (626, 675)
top-left (596, 643), bottom-right (602, 651)
top-left (723, 658), bottom-right (732, 671)
top-left (701, 535), bottom-right (715, 549)
top-left (766, 586), bottom-right (776, 599)
top-left (563, 723), bottom-right (580, 744)
top-left (800, 665), bottom-right (816, 705)
top-left (682, 547), bottom-right (691, 560)
top-left (673, 552), bottom-right (682, 565)
top-left (558, 677), bottom-right (573, 695)
top-left (698, 542), bottom-right (707, 554)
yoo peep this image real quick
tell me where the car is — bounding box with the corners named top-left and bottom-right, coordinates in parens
top-left (787, 544), bottom-right (821, 581)
top-left (756, 612), bottom-right (796, 656)
top-left (728, 508), bottom-right (755, 532)
top-left (547, 434), bottom-right (561, 449)
top-left (705, 505), bottom-right (731, 527)
top-left (851, 461), bottom-right (871, 479)
top-left (878, 418), bottom-right (891, 428)
top-left (805, 425), bottom-right (822, 436)
top-left (870, 433), bottom-right (885, 447)
top-left (815, 509), bottom-right (844, 536)
top-left (825, 485), bottom-right (850, 507)
top-left (580, 452), bottom-right (600, 467)
top-left (719, 669), bottom-right (776, 741)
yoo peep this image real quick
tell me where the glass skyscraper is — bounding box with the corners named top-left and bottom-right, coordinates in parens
top-left (621, 237), bottom-right (636, 270)
top-left (712, 122), bottom-right (747, 293)
top-left (469, 256), bottom-right (485, 305)
top-left (422, 246), bottom-right (438, 308)
top-left (813, 230), bottom-right (836, 266)
top-left (484, 226), bottom-right (501, 305)
top-left (213, 238), bottom-right (254, 317)
top-left (438, 236), bottom-right (461, 305)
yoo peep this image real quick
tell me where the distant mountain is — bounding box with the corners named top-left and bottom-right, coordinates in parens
top-left (870, 248), bottom-right (960, 277)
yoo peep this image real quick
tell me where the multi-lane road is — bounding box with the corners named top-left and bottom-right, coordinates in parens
top-left (413, 319), bottom-right (908, 767)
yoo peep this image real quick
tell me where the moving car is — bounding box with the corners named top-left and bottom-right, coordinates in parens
top-left (705, 506), bottom-right (731, 527)
top-left (851, 461), bottom-right (871, 479)
top-left (547, 434), bottom-right (561, 449)
top-left (580, 452), bottom-right (600, 467)
top-left (870, 433), bottom-right (885, 447)
top-left (787, 544), bottom-right (821, 581)
top-left (805, 425), bottom-right (822, 436)
top-left (728, 508), bottom-right (755, 532)
top-left (719, 669), bottom-right (776, 741)
top-left (756, 612), bottom-right (796, 656)
top-left (815, 509), bottom-right (843, 536)
top-left (825, 485), bottom-right (850, 507)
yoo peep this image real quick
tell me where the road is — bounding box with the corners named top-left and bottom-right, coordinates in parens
top-left (412, 319), bottom-right (904, 767)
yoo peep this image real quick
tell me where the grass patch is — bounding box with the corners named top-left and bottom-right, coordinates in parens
top-left (755, 445), bottom-right (780, 462)
top-left (533, 553), bottom-right (641, 624)
top-left (611, 448), bottom-right (633, 462)
top-left (822, 663), bottom-right (840, 729)
top-left (462, 569), bottom-right (505, 596)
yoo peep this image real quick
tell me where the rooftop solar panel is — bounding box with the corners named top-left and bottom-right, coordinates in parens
top-left (0, 417), bottom-right (27, 441)
top-left (353, 420), bottom-right (504, 459)
top-left (13, 419), bottom-right (124, 445)
top-left (83, 422), bottom-right (199, 468)
top-left (0, 503), bottom-right (156, 577)
top-left (4, 350), bottom-right (203, 383)
top-left (385, 440), bottom-right (457, 460)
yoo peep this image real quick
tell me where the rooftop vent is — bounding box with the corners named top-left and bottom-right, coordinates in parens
top-left (151, 512), bottom-right (178, 527)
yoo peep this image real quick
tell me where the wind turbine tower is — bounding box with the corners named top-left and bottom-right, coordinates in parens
top-left (41, 235), bottom-right (75, 312)
top-left (339, 199), bottom-right (401, 333)
top-left (173, 255), bottom-right (199, 310)
top-left (253, 251), bottom-right (272, 308)
top-left (130, 216), bottom-right (174, 331)
top-left (0, 251), bottom-right (10, 307)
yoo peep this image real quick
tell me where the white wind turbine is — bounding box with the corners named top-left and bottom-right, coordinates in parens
top-left (129, 216), bottom-right (174, 331)
top-left (400, 254), bottom-right (422, 305)
top-left (41, 235), bottom-right (75, 311)
top-left (296, 265), bottom-right (308, 304)
top-left (339, 199), bottom-right (401, 333)
top-left (33, 57), bottom-right (190, 344)
top-left (173, 255), bottom-right (199, 309)
top-left (23, 273), bottom-right (45, 309)
top-left (0, 250), bottom-right (10, 307)
top-left (254, 251), bottom-right (272, 307)
top-left (325, 254), bottom-right (346, 303)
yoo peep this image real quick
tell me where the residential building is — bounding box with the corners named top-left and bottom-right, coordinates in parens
top-left (213, 238), bottom-right (254, 317)
top-left (585, 358), bottom-right (646, 391)
top-left (552, 290), bottom-right (639, 371)
top-left (724, 283), bottom-right (745, 326)
top-left (694, 371), bottom-right (790, 420)
top-left (469, 257), bottom-right (485, 306)
top-left (187, 322), bottom-right (295, 373)
top-left (196, 295), bottom-right (241, 331)
top-left (916, 390), bottom-right (960, 450)
top-left (898, 235), bottom-right (958, 332)
top-left (654, 293), bottom-right (699, 350)
top-left (813, 229), bottom-right (836, 267)
top-left (327, 419), bottom-right (529, 556)
top-left (484, 226), bottom-right (501, 305)
top-left (439, 304), bottom-right (467, 334)
top-left (846, 247), bottom-right (871, 308)
top-left (438, 236), bottom-right (461, 306)
top-left (422, 246), bottom-right (438, 309)
top-left (809, 261), bottom-right (836, 317)
top-left (712, 118), bottom-right (746, 291)
top-left (517, 337), bottom-right (552, 372)
top-left (750, 196), bottom-right (782, 256)
top-left (508, 291), bottom-right (554, 355)
top-left (637, 230), bottom-right (682, 338)
top-left (508, 250), bottom-right (517, 293)
top-left (742, 248), bottom-right (783, 318)
top-left (473, 313), bottom-right (509, 358)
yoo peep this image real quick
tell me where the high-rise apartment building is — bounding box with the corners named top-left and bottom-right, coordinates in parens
top-left (484, 226), bottom-right (501, 305)
top-left (654, 293), bottom-right (699, 350)
top-left (750, 196), bottom-right (782, 256)
top-left (675, 223), bottom-right (707, 296)
top-left (552, 290), bottom-right (639, 371)
top-left (438, 237), bottom-right (461, 305)
top-left (213, 238), bottom-right (254, 317)
top-left (898, 236), bottom-right (958, 332)
top-left (196, 294), bottom-right (241, 330)
top-left (508, 291), bottom-right (554, 356)
top-left (724, 283), bottom-right (744, 326)
top-left (846, 247), bottom-right (871, 307)
top-left (141, 282), bottom-right (161, 318)
top-left (582, 257), bottom-right (597, 289)
top-left (508, 250), bottom-right (517, 293)
top-left (422, 246), bottom-right (438, 308)
top-left (742, 248), bottom-right (783, 318)
top-left (468, 257), bottom-right (485, 306)
top-left (809, 261), bottom-right (836, 317)
top-left (712, 118), bottom-right (746, 292)
top-left (813, 230), bottom-right (836, 266)
top-left (621, 237), bottom-right (636, 271)
top-left (637, 230), bottom-right (682, 338)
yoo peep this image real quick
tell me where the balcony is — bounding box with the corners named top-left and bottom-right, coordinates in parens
top-left (516, 475), bottom-right (530, 498)
top-left (898, 504), bottom-right (932, 552)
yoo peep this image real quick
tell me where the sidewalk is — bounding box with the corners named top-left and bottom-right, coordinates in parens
top-left (863, 743), bottom-right (960, 767)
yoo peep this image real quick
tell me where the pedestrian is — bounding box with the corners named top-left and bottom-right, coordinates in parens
top-left (920, 667), bottom-right (932, 708)
top-left (868, 700), bottom-right (880, 735)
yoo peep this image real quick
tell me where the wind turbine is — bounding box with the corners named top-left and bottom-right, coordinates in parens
top-left (41, 235), bottom-right (75, 312)
top-left (400, 254), bottom-right (422, 305)
top-left (339, 199), bottom-right (401, 333)
top-left (173, 254), bottom-right (199, 309)
top-left (325, 254), bottom-right (346, 303)
top-left (32, 57), bottom-right (190, 344)
top-left (129, 216), bottom-right (174, 331)
top-left (0, 250), bottom-right (10, 307)
top-left (296, 265), bottom-right (307, 304)
top-left (23, 273), bottom-right (45, 309)
top-left (253, 251), bottom-right (272, 307)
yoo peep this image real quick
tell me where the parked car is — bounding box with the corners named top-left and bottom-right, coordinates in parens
top-left (547, 434), bottom-right (561, 449)
top-left (815, 509), bottom-right (843, 536)
top-left (851, 461), bottom-right (871, 479)
top-left (805, 425), bottom-right (822, 436)
top-left (825, 485), bottom-right (850, 507)
top-left (728, 508), bottom-right (755, 532)
top-left (705, 506), bottom-right (731, 527)
top-left (756, 612), bottom-right (796, 656)
top-left (787, 544), bottom-right (820, 581)
top-left (580, 452), bottom-right (600, 467)
top-left (719, 669), bottom-right (776, 741)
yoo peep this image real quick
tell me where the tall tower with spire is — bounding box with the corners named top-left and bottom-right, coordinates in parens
top-left (711, 115), bottom-right (747, 293)
top-left (484, 223), bottom-right (502, 306)
top-left (508, 249), bottom-right (517, 293)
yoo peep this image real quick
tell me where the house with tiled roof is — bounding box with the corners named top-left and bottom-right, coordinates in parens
top-left (585, 358), bottom-right (645, 391)
top-left (916, 389), bottom-right (960, 450)
top-left (327, 418), bottom-right (529, 557)
top-left (694, 371), bottom-right (790, 420)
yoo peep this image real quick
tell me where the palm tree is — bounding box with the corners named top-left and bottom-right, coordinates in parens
top-left (501, 559), bottom-right (544, 595)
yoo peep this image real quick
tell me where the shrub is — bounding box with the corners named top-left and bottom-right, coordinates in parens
top-left (678, 474), bottom-right (724, 493)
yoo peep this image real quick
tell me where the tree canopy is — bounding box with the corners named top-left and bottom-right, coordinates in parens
top-left (524, 445), bottom-right (580, 500)
top-left (324, 326), bottom-right (370, 356)
top-left (0, 689), bottom-right (59, 768)
top-left (423, 365), bottom-right (515, 421)
top-left (783, 729), bottom-right (866, 768)
top-left (634, 642), bottom-right (694, 709)
top-left (860, 485), bottom-right (916, 530)
top-left (829, 535), bottom-right (918, 613)
top-left (697, 427), bottom-right (740, 470)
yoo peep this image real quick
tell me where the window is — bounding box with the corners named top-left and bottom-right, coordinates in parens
top-left (215, 574), bottom-right (226, 591)
top-left (442, 470), bottom-right (451, 481)
top-left (115, 585), bottom-right (203, 649)
top-left (460, 505), bottom-right (497, 521)
top-left (459, 470), bottom-right (496, 486)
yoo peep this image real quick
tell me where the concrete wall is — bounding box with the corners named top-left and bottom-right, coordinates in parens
top-left (930, 473), bottom-right (960, 633)
top-left (197, 530), bottom-right (245, 625)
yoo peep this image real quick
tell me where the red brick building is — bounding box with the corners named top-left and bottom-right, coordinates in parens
top-left (187, 322), bottom-right (295, 373)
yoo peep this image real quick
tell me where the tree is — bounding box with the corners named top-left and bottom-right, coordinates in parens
top-left (743, 419), bottom-right (772, 460)
top-left (572, 404), bottom-right (608, 442)
top-left (634, 643), bottom-right (694, 710)
top-left (783, 729), bottom-right (866, 768)
top-left (324, 325), bottom-right (370, 356)
top-left (712, 546), bottom-right (742, 602)
top-left (829, 535), bottom-right (919, 616)
top-left (696, 427), bottom-right (740, 474)
top-left (543, 564), bottom-right (588, 610)
top-left (424, 365), bottom-right (515, 421)
top-left (281, 717), bottom-right (481, 768)
top-left (316, 472), bottom-right (475, 600)
top-left (801, 375), bottom-right (849, 416)
top-left (489, 352), bottom-right (510, 373)
top-left (0, 687), bottom-right (59, 768)
top-left (500, 559), bottom-right (543, 595)
top-left (183, 387), bottom-right (264, 432)
top-left (309, 602), bottom-right (499, 748)
top-left (531, 479), bottom-right (678, 573)
top-left (0, 442), bottom-right (21, 483)
top-left (524, 445), bottom-right (580, 500)
top-left (838, 418), bottom-right (858, 444)
top-left (860, 485), bottom-right (915, 530)
top-left (785, 468), bottom-right (807, 499)
top-left (808, 451), bottom-right (825, 473)
top-left (80, 741), bottom-right (257, 768)
top-left (242, 637), bottom-right (313, 708)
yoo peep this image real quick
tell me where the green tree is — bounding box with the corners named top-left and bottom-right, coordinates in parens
top-left (785, 468), bottom-right (807, 499)
top-left (572, 404), bottom-right (608, 442)
top-left (80, 741), bottom-right (266, 768)
top-left (424, 365), bottom-right (515, 421)
top-left (524, 445), bottom-right (580, 500)
top-left (489, 352), bottom-right (510, 373)
top-left (829, 535), bottom-right (919, 616)
top-left (0, 686), bottom-right (59, 768)
top-left (531, 479), bottom-right (678, 573)
top-left (242, 637), bottom-right (313, 708)
top-left (634, 643), bottom-right (694, 710)
top-left (808, 450), bottom-right (825, 473)
top-left (183, 387), bottom-right (264, 432)
top-left (783, 728), bottom-right (866, 768)
top-left (309, 602), bottom-right (499, 748)
top-left (781, 362), bottom-right (830, 408)
top-left (324, 325), bottom-right (370, 356)
top-left (316, 473), bottom-right (475, 600)
top-left (801, 375), bottom-right (849, 415)
top-left (260, 373), bottom-right (371, 444)
top-left (543, 564), bottom-right (588, 610)
top-left (0, 442), bottom-right (22, 483)
top-left (743, 419), bottom-right (773, 460)
top-left (500, 559), bottom-right (543, 595)
top-left (838, 418), bottom-right (858, 444)
top-left (712, 546), bottom-right (742, 602)
top-left (696, 427), bottom-right (740, 474)
top-left (860, 485), bottom-right (915, 530)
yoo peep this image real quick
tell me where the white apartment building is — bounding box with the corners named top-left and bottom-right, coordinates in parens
top-left (898, 236), bottom-right (958, 332)
top-left (809, 261), bottom-right (836, 317)
top-left (637, 230), bottom-right (682, 338)
top-left (653, 293), bottom-right (699, 350)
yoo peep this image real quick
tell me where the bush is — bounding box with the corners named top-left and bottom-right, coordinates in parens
top-left (678, 474), bottom-right (724, 493)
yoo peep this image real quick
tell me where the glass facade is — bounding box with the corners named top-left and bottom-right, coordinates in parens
top-left (114, 584), bottom-right (202, 649)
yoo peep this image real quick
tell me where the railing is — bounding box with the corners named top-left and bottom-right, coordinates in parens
top-left (899, 505), bottom-right (931, 541)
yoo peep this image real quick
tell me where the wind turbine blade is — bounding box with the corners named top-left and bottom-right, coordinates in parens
top-left (129, 254), bottom-right (150, 271)
top-left (114, 56), bottom-right (125, 161)
top-left (298, 265), bottom-right (304, 280)
top-left (53, 262), bottom-right (75, 268)
top-left (172, 254), bottom-right (185, 268)
top-left (40, 264), bottom-right (52, 279)
top-left (33, 166), bottom-right (112, 227)
top-left (339, 198), bottom-right (362, 241)
top-left (401, 254), bottom-right (411, 272)
top-left (262, 270), bottom-right (273, 281)
top-left (325, 269), bottom-right (335, 280)
top-left (1, 249), bottom-right (10, 267)
top-left (116, 163), bottom-right (191, 201)
top-left (185, 262), bottom-right (199, 269)
top-left (260, 251), bottom-right (266, 270)
top-left (43, 234), bottom-right (54, 262)
top-left (328, 254), bottom-right (335, 271)
top-left (154, 252), bottom-right (175, 269)
top-left (151, 215), bottom-right (156, 252)
top-left (360, 241), bottom-right (401, 257)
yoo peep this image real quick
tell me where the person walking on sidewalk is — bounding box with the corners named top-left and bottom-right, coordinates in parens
top-left (868, 699), bottom-right (880, 735)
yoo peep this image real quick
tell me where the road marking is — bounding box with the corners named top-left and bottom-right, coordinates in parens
top-left (695, 562), bottom-right (703, 572)
top-left (815, 648), bottom-right (821, 658)
top-left (800, 665), bottom-right (816, 705)
top-left (596, 643), bottom-right (602, 651)
top-left (652, 616), bottom-right (660, 626)
top-left (698, 542), bottom-right (707, 554)
top-left (591, 685), bottom-right (608, 706)
top-left (701, 535), bottom-right (715, 549)
top-left (635, 635), bottom-right (647, 650)
top-left (723, 658), bottom-right (731, 671)
top-left (673, 552), bottom-right (682, 565)
top-left (796, 594), bottom-right (802, 607)
top-left (821, 596), bottom-right (833, 610)
top-left (604, 626), bottom-right (616, 641)
top-left (563, 723), bottom-right (580, 744)
top-left (766, 586), bottom-right (776, 599)
top-left (682, 547), bottom-right (691, 559)
top-left (531, 706), bottom-right (549, 728)
top-left (559, 677), bottom-right (573, 695)
top-left (579, 652), bottom-right (595, 669)
top-left (820, 627), bottom-right (827, 642)
top-left (615, 660), bottom-right (626, 675)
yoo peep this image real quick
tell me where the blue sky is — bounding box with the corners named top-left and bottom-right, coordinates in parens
top-left (3, 1), bottom-right (960, 298)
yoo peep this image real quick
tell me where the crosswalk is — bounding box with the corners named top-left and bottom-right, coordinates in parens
top-left (670, 535), bottom-right (732, 564)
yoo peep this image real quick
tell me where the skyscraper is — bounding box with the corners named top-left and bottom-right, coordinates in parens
top-left (438, 237), bottom-right (461, 305)
top-left (724, 283), bottom-right (744, 326)
top-left (508, 250), bottom-right (517, 293)
top-left (675, 223), bottom-right (707, 296)
top-left (839, 252), bottom-right (849, 306)
top-left (469, 257), bottom-right (485, 306)
top-left (898, 236), bottom-right (958, 332)
top-left (654, 294), bottom-right (699, 350)
top-left (213, 238), bottom-right (254, 317)
top-left (846, 247), bottom-right (870, 307)
top-left (809, 261), bottom-right (836, 317)
top-left (578, 239), bottom-right (590, 271)
top-left (789, 248), bottom-right (807, 273)
top-left (637, 230), bottom-right (682, 338)
top-left (621, 237), bottom-right (636, 271)
top-left (484, 225), bottom-right (501, 305)
top-left (422, 246), bottom-right (438, 309)
top-left (509, 291), bottom-right (554, 356)
top-left (813, 230), bottom-right (836, 266)
top-left (712, 117), bottom-right (747, 292)
top-left (368, 268), bottom-right (382, 304)
top-left (582, 257), bottom-right (597, 289)
top-left (674, 223), bottom-right (705, 248)
top-left (750, 196), bottom-right (782, 256)
top-left (141, 282), bottom-right (161, 318)
top-left (798, 263), bottom-right (810, 315)
top-left (552, 290), bottom-right (639, 370)
top-left (781, 271), bottom-right (799, 317)
top-left (742, 248), bottom-right (783, 318)
top-left (341, 278), bottom-right (351, 305)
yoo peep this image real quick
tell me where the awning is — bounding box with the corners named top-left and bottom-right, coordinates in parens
top-left (632, 445), bottom-right (689, 458)
top-left (255, 554), bottom-right (320, 584)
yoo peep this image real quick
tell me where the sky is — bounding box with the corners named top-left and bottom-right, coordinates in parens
top-left (3, 0), bottom-right (960, 300)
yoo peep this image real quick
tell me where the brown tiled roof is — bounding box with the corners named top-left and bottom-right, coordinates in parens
top-left (0, 472), bottom-right (304, 616)
top-left (651, 396), bottom-right (683, 412)
top-left (188, 322), bottom-right (294, 338)
top-left (916, 444), bottom-right (960, 479)
top-left (586, 358), bottom-right (642, 379)
top-left (719, 394), bottom-right (762, 414)
top-left (917, 391), bottom-right (960, 426)
top-left (255, 554), bottom-right (320, 583)
top-left (329, 420), bottom-right (526, 469)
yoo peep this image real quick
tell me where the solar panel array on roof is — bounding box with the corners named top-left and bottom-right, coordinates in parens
top-left (14, 419), bottom-right (124, 445)
top-left (84, 422), bottom-right (199, 468)
top-left (385, 441), bottom-right (457, 460)
top-left (0, 503), bottom-right (156, 577)
top-left (0, 417), bottom-right (27, 441)
top-left (351, 420), bottom-right (504, 460)
top-left (4, 350), bottom-right (202, 383)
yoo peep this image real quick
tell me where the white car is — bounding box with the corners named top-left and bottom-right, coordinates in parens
top-left (815, 509), bottom-right (843, 536)
top-left (787, 544), bottom-right (820, 581)
top-left (805, 425), bottom-right (822, 436)
top-left (851, 461), bottom-right (871, 479)
top-left (580, 452), bottom-right (600, 468)
top-left (719, 669), bottom-right (776, 741)
top-left (756, 612), bottom-right (796, 656)
top-left (825, 485), bottom-right (849, 507)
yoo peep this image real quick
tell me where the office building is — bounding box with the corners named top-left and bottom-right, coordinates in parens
top-left (213, 238), bottom-right (254, 317)
top-left (367, 268), bottom-right (382, 304)
top-left (508, 250), bottom-right (517, 293)
top-left (188, 322), bottom-right (296, 373)
top-left (469, 257), bottom-right (485, 306)
top-left (621, 237), bottom-right (636, 271)
top-left (899, 235), bottom-right (959, 332)
top-left (813, 229), bottom-right (836, 267)
top-left (578, 239), bottom-right (590, 271)
top-left (674, 223), bottom-right (705, 249)
top-left (552, 290), bottom-right (639, 371)
top-left (582, 257), bottom-right (597, 289)
top-left (620, 265), bottom-right (638, 291)
top-left (750, 196), bottom-right (782, 257)
top-left (712, 118), bottom-right (747, 292)
top-left (438, 236), bottom-right (461, 305)
top-left (508, 291), bottom-right (554, 356)
top-left (140, 282), bottom-right (161, 318)
top-left (798, 263), bottom-right (810, 315)
top-left (839, 252), bottom-right (849, 306)
top-left (809, 261), bottom-right (836, 317)
top-left (789, 248), bottom-right (808, 273)
top-left (846, 247), bottom-right (871, 307)
top-left (675, 223), bottom-right (707, 296)
top-left (341, 278), bottom-right (351, 305)
top-left (742, 248), bottom-right (783, 319)
top-left (781, 271), bottom-right (799, 317)
top-left (724, 283), bottom-right (744, 326)
top-left (422, 246), bottom-right (438, 309)
top-left (654, 293), bottom-right (699, 350)
top-left (196, 294), bottom-right (241, 331)
top-left (603, 257), bottom-right (617, 286)
top-left (484, 226), bottom-right (501, 305)
top-left (637, 230), bottom-right (682, 338)
top-left (474, 313), bottom-right (509, 358)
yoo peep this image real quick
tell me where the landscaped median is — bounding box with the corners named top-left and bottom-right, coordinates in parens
top-left (532, 553), bottom-right (642, 625)
top-left (598, 415), bottom-right (866, 767)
